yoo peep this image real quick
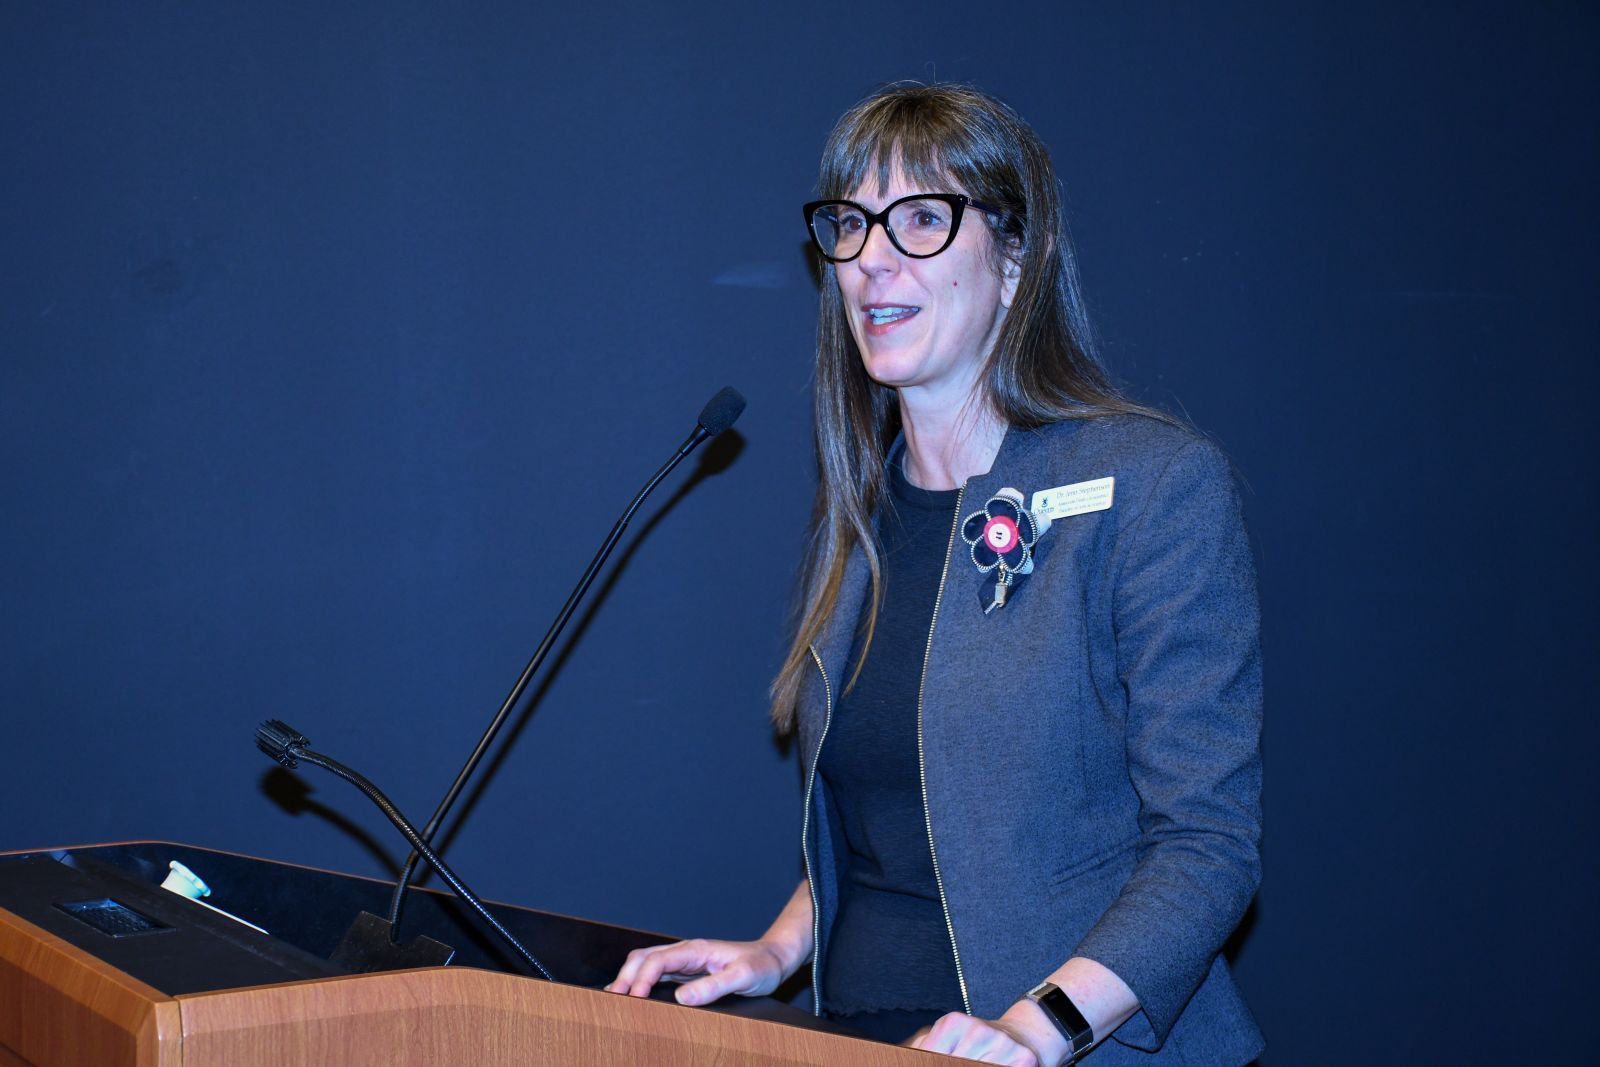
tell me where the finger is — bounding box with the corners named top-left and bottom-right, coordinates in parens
top-left (607, 941), bottom-right (708, 997)
top-left (952, 1030), bottom-right (1025, 1064)
top-left (953, 1036), bottom-right (1030, 1067)
top-left (676, 956), bottom-right (758, 1006)
top-left (951, 1024), bottom-right (1036, 1066)
top-left (605, 945), bottom-right (649, 994)
top-left (914, 1014), bottom-right (1035, 1065)
top-left (630, 940), bottom-right (715, 997)
top-left (606, 943), bottom-right (666, 994)
top-left (673, 971), bottom-right (729, 1006)
top-left (911, 1012), bottom-right (970, 1054)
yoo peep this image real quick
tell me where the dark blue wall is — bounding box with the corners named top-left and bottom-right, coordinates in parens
top-left (3, 4), bottom-right (1594, 1062)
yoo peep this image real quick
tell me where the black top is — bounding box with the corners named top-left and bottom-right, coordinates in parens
top-left (817, 460), bottom-right (965, 1017)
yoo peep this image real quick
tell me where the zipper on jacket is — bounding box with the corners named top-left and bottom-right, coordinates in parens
top-left (919, 482), bottom-right (973, 1015)
top-left (800, 645), bottom-right (834, 1016)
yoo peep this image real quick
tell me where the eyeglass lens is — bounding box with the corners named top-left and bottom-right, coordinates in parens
top-left (809, 197), bottom-right (961, 260)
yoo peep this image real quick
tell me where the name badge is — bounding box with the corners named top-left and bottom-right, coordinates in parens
top-left (1031, 477), bottom-right (1114, 521)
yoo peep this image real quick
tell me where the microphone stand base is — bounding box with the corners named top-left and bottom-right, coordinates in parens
top-left (330, 910), bottom-right (456, 972)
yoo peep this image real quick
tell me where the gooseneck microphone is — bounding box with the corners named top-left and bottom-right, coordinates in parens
top-left (380, 387), bottom-right (746, 942)
top-left (254, 719), bottom-right (554, 980)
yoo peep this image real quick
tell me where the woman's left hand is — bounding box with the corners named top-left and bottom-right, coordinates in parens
top-left (904, 1006), bottom-right (1066, 1066)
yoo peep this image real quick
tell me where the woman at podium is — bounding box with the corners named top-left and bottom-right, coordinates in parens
top-left (609, 82), bottom-right (1263, 1067)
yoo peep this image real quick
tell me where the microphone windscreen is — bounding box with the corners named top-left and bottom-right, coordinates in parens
top-left (697, 387), bottom-right (746, 436)
top-left (255, 719), bottom-right (310, 767)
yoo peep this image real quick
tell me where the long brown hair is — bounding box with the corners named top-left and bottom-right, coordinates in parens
top-left (771, 82), bottom-right (1160, 731)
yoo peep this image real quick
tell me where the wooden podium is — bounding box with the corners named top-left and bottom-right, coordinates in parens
top-left (0, 842), bottom-right (936, 1066)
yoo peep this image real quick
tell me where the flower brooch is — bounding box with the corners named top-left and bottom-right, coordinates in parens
top-left (960, 488), bottom-right (1052, 614)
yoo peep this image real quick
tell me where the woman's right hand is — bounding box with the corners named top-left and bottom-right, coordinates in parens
top-left (607, 881), bottom-right (814, 1006)
top-left (605, 937), bottom-right (793, 1006)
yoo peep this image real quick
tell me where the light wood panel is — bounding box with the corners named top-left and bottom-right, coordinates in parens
top-left (0, 909), bottom-right (180, 1067)
top-left (177, 967), bottom-right (943, 1066)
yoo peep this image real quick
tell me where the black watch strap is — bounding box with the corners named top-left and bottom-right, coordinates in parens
top-left (1025, 981), bottom-right (1094, 1064)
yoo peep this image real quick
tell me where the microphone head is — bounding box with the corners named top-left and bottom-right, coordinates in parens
top-left (256, 719), bottom-right (310, 768)
top-left (696, 387), bottom-right (746, 437)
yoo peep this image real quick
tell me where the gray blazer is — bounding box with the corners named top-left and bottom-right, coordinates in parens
top-left (797, 415), bottom-right (1265, 1064)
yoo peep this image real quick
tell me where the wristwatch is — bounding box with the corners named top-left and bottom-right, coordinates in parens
top-left (1024, 981), bottom-right (1094, 1064)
